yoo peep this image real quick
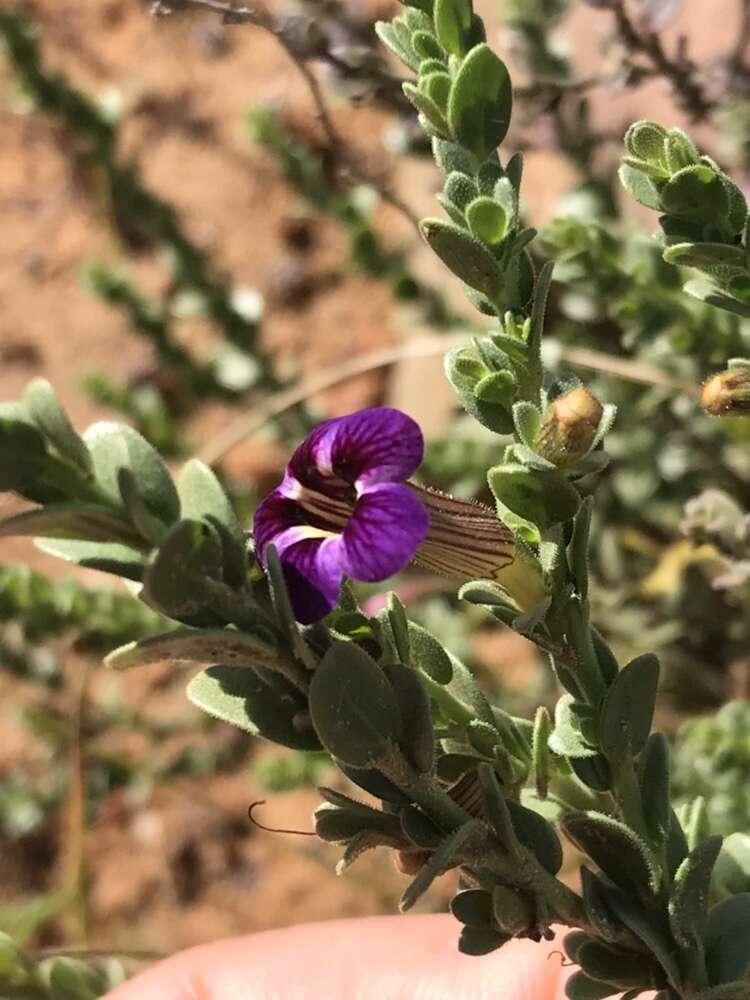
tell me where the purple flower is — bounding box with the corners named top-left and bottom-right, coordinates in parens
top-left (253, 408), bottom-right (430, 624)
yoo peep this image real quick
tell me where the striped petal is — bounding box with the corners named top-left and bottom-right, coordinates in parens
top-left (342, 482), bottom-right (429, 582)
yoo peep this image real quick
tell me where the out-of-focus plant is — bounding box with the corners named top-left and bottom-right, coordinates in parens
top-left (0, 12), bottom-right (302, 453)
top-left (672, 701), bottom-right (750, 840)
top-left (0, 932), bottom-right (126, 1000)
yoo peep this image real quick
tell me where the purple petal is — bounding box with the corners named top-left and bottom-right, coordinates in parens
top-left (341, 482), bottom-right (429, 582)
top-left (290, 408), bottom-right (424, 490)
top-left (253, 489), bottom-right (304, 558)
top-left (276, 535), bottom-right (346, 624)
top-left (253, 489), bottom-right (346, 623)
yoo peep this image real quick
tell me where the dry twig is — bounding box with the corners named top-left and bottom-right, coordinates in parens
top-left (151, 0), bottom-right (419, 228)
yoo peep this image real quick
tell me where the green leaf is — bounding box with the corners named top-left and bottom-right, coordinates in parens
top-left (506, 798), bottom-right (563, 874)
top-left (412, 29), bottom-right (445, 60)
top-left (0, 411), bottom-right (66, 502)
top-left (669, 835), bottom-right (723, 947)
top-left (383, 662), bottom-right (434, 774)
top-left (512, 401), bottom-right (542, 449)
top-left (444, 170), bottom-right (478, 211)
top-left (580, 867), bottom-right (621, 943)
top-left (488, 463), bottom-right (581, 542)
top-left (0, 504), bottom-right (143, 547)
top-left (492, 885), bottom-right (533, 935)
top-left (375, 21), bottom-right (419, 70)
top-left (143, 518), bottom-right (224, 622)
top-left (448, 44), bottom-right (512, 161)
top-left (639, 732), bottom-right (671, 846)
top-left (624, 120), bottom-right (668, 163)
top-left (562, 812), bottom-right (657, 893)
top-left (663, 242), bottom-right (747, 270)
top-left (713, 833), bottom-right (750, 896)
top-left (565, 971), bottom-right (620, 1000)
top-left (458, 925), bottom-right (508, 956)
top-left (532, 705), bottom-right (551, 799)
top-left (704, 894), bottom-right (750, 984)
top-left (105, 626), bottom-right (279, 671)
top-left (420, 218), bottom-right (504, 300)
top-left (548, 694), bottom-right (600, 759)
top-left (618, 163), bottom-right (663, 212)
top-left (599, 654), bottom-right (660, 765)
top-left (664, 127), bottom-right (699, 172)
top-left (433, 0), bottom-right (473, 56)
top-left (387, 592), bottom-right (411, 663)
top-left (432, 137), bottom-right (478, 177)
top-left (684, 277), bottom-right (750, 317)
top-left (403, 82), bottom-right (450, 135)
top-left (23, 379), bottom-right (92, 473)
top-left (603, 888), bottom-right (682, 984)
top-left (577, 940), bottom-right (661, 991)
top-left (187, 665), bottom-right (321, 750)
top-left (466, 196), bottom-right (508, 245)
top-left (400, 804), bottom-right (445, 848)
top-left (309, 642), bottom-right (400, 768)
top-left (661, 165), bottom-right (730, 225)
top-left (569, 497), bottom-right (593, 602)
top-left (407, 620), bottom-right (453, 683)
top-left (176, 458), bottom-right (247, 587)
top-left (450, 888), bottom-right (494, 927)
top-left (477, 762), bottom-right (517, 851)
top-left (84, 421), bottom-right (180, 527)
top-left (35, 537), bottom-right (146, 582)
top-left (315, 800), bottom-right (403, 844)
top-left (48, 957), bottom-right (103, 1000)
top-left (421, 70), bottom-right (452, 110)
top-left (400, 820), bottom-right (482, 911)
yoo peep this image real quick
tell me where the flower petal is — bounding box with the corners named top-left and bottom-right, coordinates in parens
top-left (253, 489), bottom-right (305, 558)
top-left (277, 535), bottom-right (346, 624)
top-left (290, 408), bottom-right (424, 490)
top-left (342, 482), bottom-right (429, 582)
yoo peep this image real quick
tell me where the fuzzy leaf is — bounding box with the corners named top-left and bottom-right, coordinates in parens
top-left (466, 196), bottom-right (508, 245)
top-left (420, 218), bottom-right (504, 300)
top-left (563, 812), bottom-right (657, 893)
top-left (187, 665), bottom-right (320, 749)
top-left (448, 44), bottom-right (512, 160)
top-left (105, 626), bottom-right (279, 671)
top-left (669, 835), bottom-right (723, 947)
top-left (433, 0), bottom-right (473, 56)
top-left (704, 894), bottom-right (750, 984)
top-left (599, 654), bottom-right (660, 765)
top-left (618, 163), bottom-right (663, 211)
top-left (23, 379), bottom-right (92, 473)
top-left (309, 642), bottom-right (400, 768)
top-left (383, 662), bottom-right (434, 774)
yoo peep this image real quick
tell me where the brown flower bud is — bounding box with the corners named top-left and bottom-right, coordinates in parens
top-left (393, 848), bottom-right (431, 876)
top-left (702, 368), bottom-right (750, 416)
top-left (535, 387), bottom-right (604, 466)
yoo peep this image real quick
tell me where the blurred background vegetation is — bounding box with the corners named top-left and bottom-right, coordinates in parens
top-left (0, 0), bottom-right (749, 994)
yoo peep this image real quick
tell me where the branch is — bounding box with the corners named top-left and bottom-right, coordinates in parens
top-left (151, 0), bottom-right (419, 229)
top-left (609, 0), bottom-right (715, 120)
top-left (198, 333), bottom-right (700, 464)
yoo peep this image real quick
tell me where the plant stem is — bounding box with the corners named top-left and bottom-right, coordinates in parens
top-left (562, 599), bottom-right (607, 705)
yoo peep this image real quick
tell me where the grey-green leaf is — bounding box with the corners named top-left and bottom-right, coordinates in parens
top-left (23, 378), bottom-right (92, 473)
top-left (599, 654), bottom-right (660, 765)
top-left (309, 642), bottom-right (401, 768)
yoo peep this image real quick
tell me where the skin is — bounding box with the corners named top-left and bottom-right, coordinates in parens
top-left (106, 915), bottom-right (657, 1000)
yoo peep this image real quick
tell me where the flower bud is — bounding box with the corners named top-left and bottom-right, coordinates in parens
top-left (702, 367), bottom-right (750, 416)
top-left (535, 387), bottom-right (604, 466)
top-left (393, 848), bottom-right (431, 876)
